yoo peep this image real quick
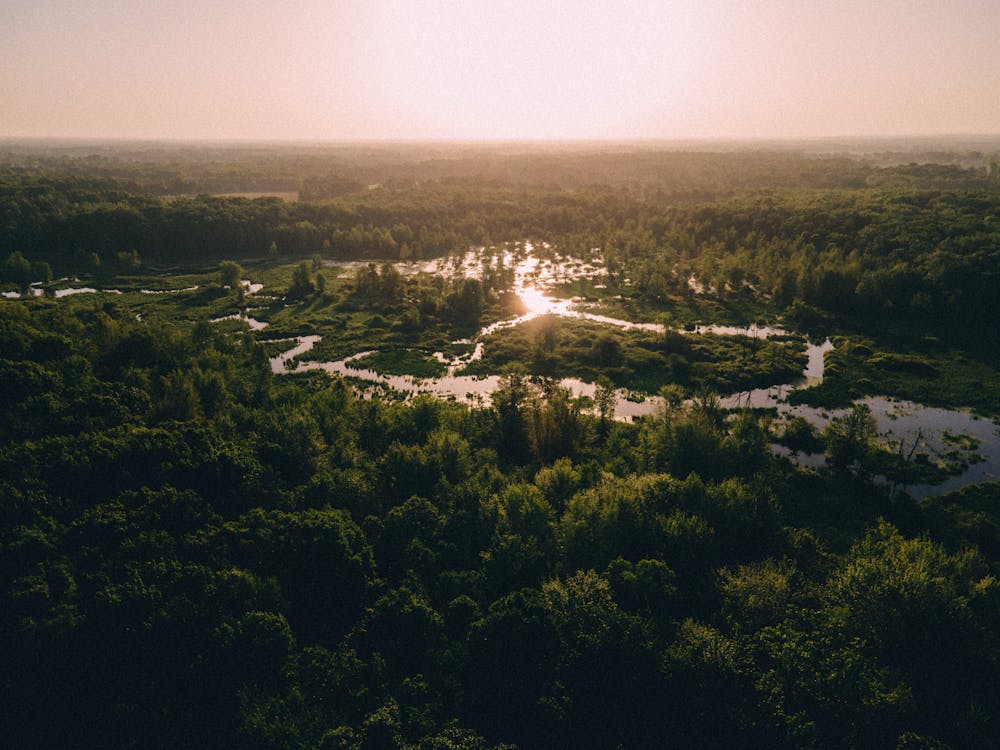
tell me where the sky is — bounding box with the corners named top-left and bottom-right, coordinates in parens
top-left (2, 0), bottom-right (998, 141)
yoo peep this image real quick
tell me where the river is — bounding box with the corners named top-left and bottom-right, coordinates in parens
top-left (233, 245), bottom-right (1000, 497)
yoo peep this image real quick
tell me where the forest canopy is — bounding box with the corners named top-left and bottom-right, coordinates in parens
top-left (2, 141), bottom-right (1000, 749)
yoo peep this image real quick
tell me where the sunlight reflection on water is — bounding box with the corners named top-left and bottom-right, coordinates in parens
top-left (231, 243), bottom-right (999, 498)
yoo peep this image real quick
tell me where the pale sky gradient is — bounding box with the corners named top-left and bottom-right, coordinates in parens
top-left (2, 0), bottom-right (998, 141)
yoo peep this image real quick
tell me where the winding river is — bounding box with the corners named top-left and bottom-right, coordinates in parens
top-left (235, 246), bottom-right (999, 497)
top-left (266, 248), bottom-right (831, 415)
top-left (9, 249), bottom-right (995, 496)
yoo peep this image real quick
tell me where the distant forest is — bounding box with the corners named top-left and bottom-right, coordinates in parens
top-left (3, 143), bottom-right (999, 344)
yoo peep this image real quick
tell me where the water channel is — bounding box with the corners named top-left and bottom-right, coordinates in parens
top-left (7, 249), bottom-right (995, 496)
top-left (239, 245), bottom-right (1000, 498)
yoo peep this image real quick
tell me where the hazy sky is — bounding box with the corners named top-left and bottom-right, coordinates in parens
top-left (2, 0), bottom-right (998, 141)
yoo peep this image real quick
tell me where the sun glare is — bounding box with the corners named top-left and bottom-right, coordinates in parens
top-left (2, 0), bottom-right (998, 139)
top-left (519, 285), bottom-right (555, 317)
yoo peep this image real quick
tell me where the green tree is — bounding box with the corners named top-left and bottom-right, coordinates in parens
top-left (752, 608), bottom-right (912, 748)
top-left (32, 260), bottom-right (53, 284)
top-left (527, 385), bottom-right (583, 464)
top-left (221, 508), bottom-right (376, 641)
top-left (464, 589), bottom-right (561, 746)
top-left (4, 251), bottom-right (32, 287)
top-left (719, 559), bottom-right (794, 632)
top-left (289, 261), bottom-right (315, 298)
top-left (534, 457), bottom-right (581, 511)
top-left (492, 371), bottom-right (534, 464)
top-left (542, 570), bottom-right (663, 749)
top-left (219, 260), bottom-right (243, 289)
top-left (824, 403), bottom-right (878, 474)
top-left (350, 587), bottom-right (445, 679)
top-left (593, 377), bottom-right (617, 427)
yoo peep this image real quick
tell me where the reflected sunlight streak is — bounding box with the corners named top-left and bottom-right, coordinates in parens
top-left (518, 285), bottom-right (556, 317)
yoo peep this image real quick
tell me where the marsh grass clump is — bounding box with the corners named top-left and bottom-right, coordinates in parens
top-left (346, 349), bottom-right (448, 378)
top-left (460, 315), bottom-right (807, 396)
top-left (792, 336), bottom-right (1000, 417)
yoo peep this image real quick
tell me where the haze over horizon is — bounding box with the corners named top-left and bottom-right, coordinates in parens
top-left (3, 0), bottom-right (999, 142)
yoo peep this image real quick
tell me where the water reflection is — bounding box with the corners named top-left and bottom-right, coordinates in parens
top-left (3, 283), bottom-right (202, 298)
top-left (54, 287), bottom-right (122, 298)
top-left (238, 243), bottom-right (1000, 497)
top-left (269, 247), bottom-right (841, 424)
top-left (210, 311), bottom-right (270, 331)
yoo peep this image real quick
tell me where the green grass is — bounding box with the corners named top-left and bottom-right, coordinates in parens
top-left (790, 335), bottom-right (1000, 417)
top-left (127, 286), bottom-right (241, 322)
top-left (346, 349), bottom-right (447, 378)
top-left (23, 276), bottom-right (243, 325)
top-left (458, 314), bottom-right (806, 395)
top-left (556, 284), bottom-right (776, 329)
top-left (30, 258), bottom-right (998, 426)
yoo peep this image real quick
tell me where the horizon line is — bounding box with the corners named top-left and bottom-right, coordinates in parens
top-left (3, 133), bottom-right (1000, 149)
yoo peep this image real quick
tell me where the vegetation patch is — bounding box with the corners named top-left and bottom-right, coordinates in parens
top-left (4, 147), bottom-right (1000, 750)
top-left (921, 482), bottom-right (1000, 558)
top-left (791, 336), bottom-right (1000, 417)
top-left (774, 415), bottom-right (825, 454)
top-left (259, 338), bottom-right (299, 358)
top-left (345, 349), bottom-right (448, 378)
top-left (460, 314), bottom-right (806, 395)
top-left (869, 442), bottom-right (985, 487)
top-left (569, 287), bottom-right (774, 330)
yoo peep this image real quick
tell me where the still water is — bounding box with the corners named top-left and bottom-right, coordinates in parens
top-left (245, 245), bottom-right (999, 497)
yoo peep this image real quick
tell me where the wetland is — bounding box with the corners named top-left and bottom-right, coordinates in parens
top-left (5, 141), bottom-right (1000, 750)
